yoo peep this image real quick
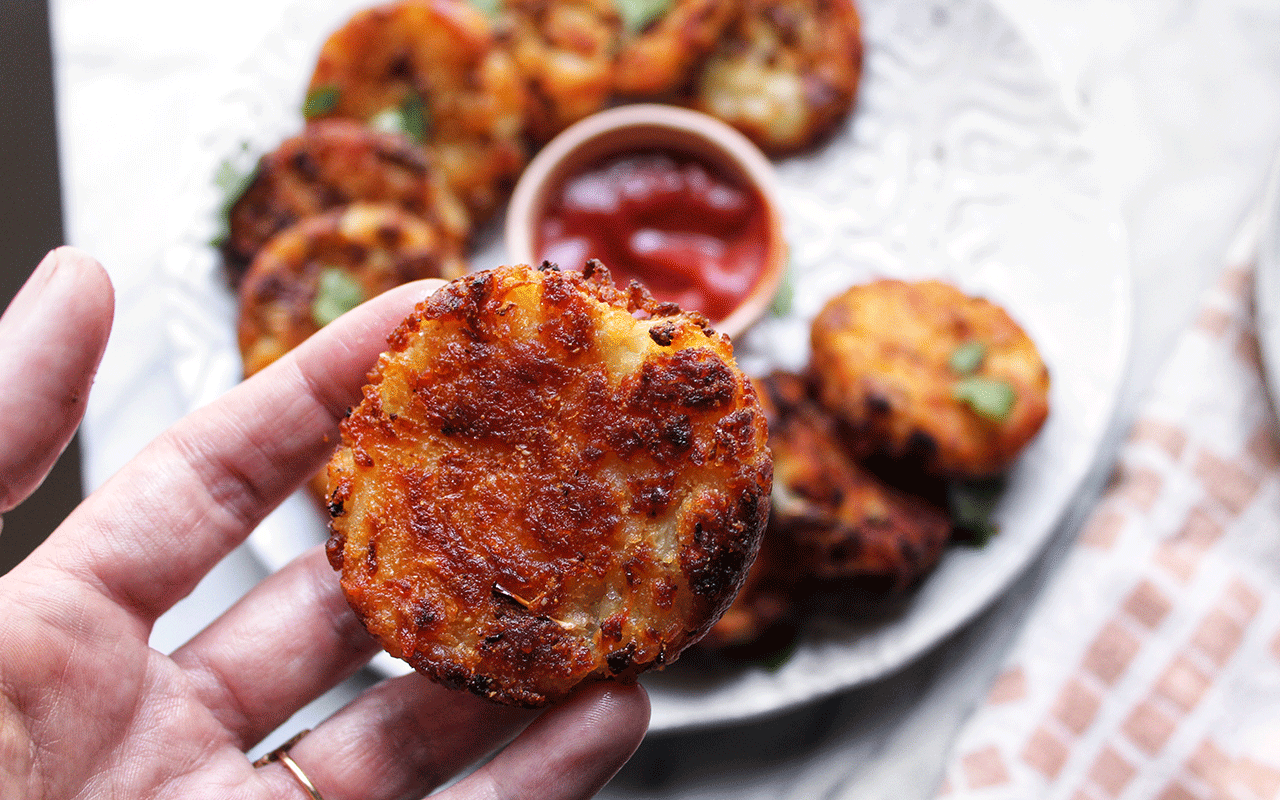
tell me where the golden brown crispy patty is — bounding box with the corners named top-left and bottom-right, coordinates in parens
top-left (688, 0), bottom-right (862, 154)
top-left (810, 279), bottom-right (1050, 478)
top-left (237, 202), bottom-right (466, 377)
top-left (759, 371), bottom-right (952, 595)
top-left (326, 261), bottom-right (772, 706)
top-left (701, 371), bottom-right (951, 652)
top-left (696, 524), bottom-right (796, 653)
top-left (500, 0), bottom-right (622, 143)
top-left (305, 0), bottom-right (528, 223)
top-left (612, 0), bottom-right (739, 98)
top-left (225, 119), bottom-right (469, 281)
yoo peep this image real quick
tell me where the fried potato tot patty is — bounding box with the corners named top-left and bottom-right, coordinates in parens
top-left (760, 371), bottom-right (951, 595)
top-left (811, 279), bottom-right (1050, 478)
top-left (688, 0), bottom-right (862, 154)
top-left (326, 261), bottom-right (772, 706)
top-left (612, 0), bottom-right (738, 98)
top-left (225, 119), bottom-right (469, 281)
top-left (237, 202), bottom-right (466, 377)
top-left (697, 525), bottom-right (796, 653)
top-left (501, 0), bottom-right (622, 143)
top-left (306, 0), bottom-right (528, 224)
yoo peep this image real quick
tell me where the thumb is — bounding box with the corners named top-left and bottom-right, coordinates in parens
top-left (0, 247), bottom-right (114, 513)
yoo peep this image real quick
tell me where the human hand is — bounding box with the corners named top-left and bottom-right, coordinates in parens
top-left (0, 247), bottom-right (650, 799)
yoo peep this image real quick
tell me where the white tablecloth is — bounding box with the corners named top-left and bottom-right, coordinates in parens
top-left (53, 0), bottom-right (1280, 796)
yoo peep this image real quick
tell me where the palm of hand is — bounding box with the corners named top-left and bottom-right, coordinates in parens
top-left (2, 579), bottom-right (213, 796)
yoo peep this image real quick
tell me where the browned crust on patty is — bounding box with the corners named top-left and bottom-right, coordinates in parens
top-left (224, 119), bottom-right (469, 281)
top-left (612, 0), bottom-right (738, 99)
top-left (237, 201), bottom-right (466, 377)
top-left (326, 261), bottom-right (771, 706)
top-left (810, 279), bottom-right (1050, 478)
top-left (305, 0), bottom-right (528, 224)
top-left (696, 520), bottom-right (797, 652)
top-left (759, 371), bottom-right (952, 595)
top-left (500, 0), bottom-right (622, 143)
top-left (687, 0), bottom-right (862, 155)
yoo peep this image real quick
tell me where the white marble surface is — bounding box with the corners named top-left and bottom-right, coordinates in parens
top-left (52, 0), bottom-right (1280, 796)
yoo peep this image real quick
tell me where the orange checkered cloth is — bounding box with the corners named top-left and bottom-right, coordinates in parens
top-left (936, 264), bottom-right (1280, 800)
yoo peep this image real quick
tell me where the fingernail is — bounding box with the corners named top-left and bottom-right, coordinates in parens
top-left (2, 248), bottom-right (107, 333)
top-left (29, 248), bottom-right (64, 289)
top-left (0, 249), bottom-right (62, 328)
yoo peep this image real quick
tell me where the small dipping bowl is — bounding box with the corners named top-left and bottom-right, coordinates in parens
top-left (506, 104), bottom-right (788, 340)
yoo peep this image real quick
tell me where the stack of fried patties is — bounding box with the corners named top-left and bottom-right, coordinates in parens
top-left (224, 0), bottom-right (868, 378)
top-left (703, 278), bottom-right (1051, 657)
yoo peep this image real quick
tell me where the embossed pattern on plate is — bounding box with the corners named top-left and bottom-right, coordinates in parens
top-left (147, 0), bottom-right (1130, 733)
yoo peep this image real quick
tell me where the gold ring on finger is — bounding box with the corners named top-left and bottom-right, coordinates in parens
top-left (252, 729), bottom-right (325, 800)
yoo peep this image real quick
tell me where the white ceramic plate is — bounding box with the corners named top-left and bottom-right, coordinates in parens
top-left (143, 0), bottom-right (1130, 733)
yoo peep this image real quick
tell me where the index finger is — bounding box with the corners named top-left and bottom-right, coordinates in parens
top-left (30, 278), bottom-right (445, 622)
top-left (0, 248), bottom-right (114, 511)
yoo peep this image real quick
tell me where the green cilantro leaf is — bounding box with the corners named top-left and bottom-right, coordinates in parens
top-left (311, 268), bottom-right (366, 327)
top-left (952, 376), bottom-right (1015, 421)
top-left (617, 0), bottom-right (674, 33)
top-left (757, 638), bottom-right (798, 672)
top-left (769, 260), bottom-right (795, 317)
top-left (211, 142), bottom-right (256, 248)
top-left (468, 0), bottom-right (502, 18)
top-left (398, 95), bottom-right (429, 143)
top-left (949, 341), bottom-right (987, 375)
top-left (947, 476), bottom-right (1006, 546)
top-left (370, 95), bottom-right (431, 144)
top-left (303, 85), bottom-right (340, 118)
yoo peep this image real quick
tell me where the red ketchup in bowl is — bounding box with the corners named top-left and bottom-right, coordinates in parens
top-left (535, 150), bottom-right (770, 323)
